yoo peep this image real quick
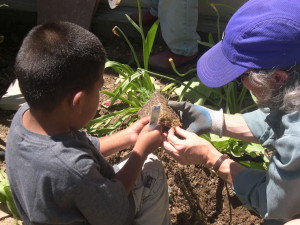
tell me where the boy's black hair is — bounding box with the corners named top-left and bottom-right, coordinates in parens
top-left (15, 21), bottom-right (107, 111)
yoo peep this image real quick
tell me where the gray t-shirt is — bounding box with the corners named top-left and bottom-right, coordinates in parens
top-left (6, 104), bottom-right (135, 225)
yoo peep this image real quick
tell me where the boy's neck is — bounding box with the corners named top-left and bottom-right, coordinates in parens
top-left (23, 108), bottom-right (72, 136)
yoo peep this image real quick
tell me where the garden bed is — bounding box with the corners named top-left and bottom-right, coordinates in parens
top-left (0, 27), bottom-right (264, 225)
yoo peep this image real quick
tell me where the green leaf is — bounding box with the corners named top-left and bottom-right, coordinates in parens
top-left (101, 90), bottom-right (138, 107)
top-left (209, 134), bottom-right (230, 142)
top-left (239, 161), bottom-right (268, 170)
top-left (208, 32), bottom-right (215, 46)
top-left (244, 143), bottom-right (266, 156)
top-left (213, 3), bottom-right (237, 12)
top-left (174, 77), bottom-right (212, 105)
top-left (125, 14), bottom-right (142, 34)
top-left (231, 145), bottom-right (243, 157)
top-left (249, 90), bottom-right (258, 104)
top-left (0, 186), bottom-right (7, 203)
top-left (105, 61), bottom-right (135, 75)
top-left (110, 26), bottom-right (141, 68)
top-left (108, 71), bottom-right (143, 105)
top-left (197, 40), bottom-right (214, 48)
top-left (87, 108), bottom-right (139, 135)
top-left (4, 186), bottom-right (20, 219)
top-left (145, 19), bottom-right (160, 57)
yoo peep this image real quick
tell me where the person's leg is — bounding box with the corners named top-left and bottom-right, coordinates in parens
top-left (115, 153), bottom-right (170, 225)
top-left (158, 0), bottom-right (199, 56)
top-left (131, 154), bottom-right (170, 225)
top-left (141, 0), bottom-right (159, 17)
top-left (149, 0), bottom-right (200, 70)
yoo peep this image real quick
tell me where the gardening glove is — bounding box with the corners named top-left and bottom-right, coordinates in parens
top-left (168, 101), bottom-right (224, 137)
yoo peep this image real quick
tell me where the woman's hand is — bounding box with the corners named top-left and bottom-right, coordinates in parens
top-left (163, 126), bottom-right (221, 166)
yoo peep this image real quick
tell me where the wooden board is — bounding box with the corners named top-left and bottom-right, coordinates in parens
top-left (37, 0), bottom-right (100, 30)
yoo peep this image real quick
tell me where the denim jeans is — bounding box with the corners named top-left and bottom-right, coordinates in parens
top-left (142, 0), bottom-right (200, 56)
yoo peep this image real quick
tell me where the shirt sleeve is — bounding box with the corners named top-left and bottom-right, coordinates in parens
top-left (232, 169), bottom-right (267, 216)
top-left (79, 130), bottom-right (100, 151)
top-left (242, 109), bottom-right (270, 143)
top-left (233, 109), bottom-right (269, 216)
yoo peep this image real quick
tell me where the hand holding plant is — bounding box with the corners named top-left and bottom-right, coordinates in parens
top-left (125, 116), bottom-right (150, 144)
top-left (168, 101), bottom-right (224, 137)
top-left (133, 124), bottom-right (162, 159)
top-left (163, 127), bottom-right (220, 166)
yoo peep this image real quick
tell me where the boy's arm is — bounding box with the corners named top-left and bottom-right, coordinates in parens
top-left (98, 129), bottom-right (135, 157)
top-left (98, 117), bottom-right (150, 157)
top-left (113, 151), bottom-right (147, 194)
top-left (114, 125), bottom-right (162, 194)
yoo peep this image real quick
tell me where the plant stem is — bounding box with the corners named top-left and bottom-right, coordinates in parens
top-left (141, 69), bottom-right (219, 107)
top-left (112, 26), bottom-right (141, 68)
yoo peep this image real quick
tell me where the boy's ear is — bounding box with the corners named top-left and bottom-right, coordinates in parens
top-left (71, 91), bottom-right (84, 109)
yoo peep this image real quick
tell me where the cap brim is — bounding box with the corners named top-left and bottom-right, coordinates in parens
top-left (197, 42), bottom-right (248, 88)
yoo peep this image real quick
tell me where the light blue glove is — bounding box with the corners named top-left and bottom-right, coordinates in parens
top-left (168, 101), bottom-right (224, 137)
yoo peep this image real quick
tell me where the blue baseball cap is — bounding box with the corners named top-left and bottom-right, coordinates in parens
top-left (197, 0), bottom-right (300, 88)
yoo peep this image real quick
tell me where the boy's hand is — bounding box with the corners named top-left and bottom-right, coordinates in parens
top-left (162, 126), bottom-right (220, 165)
top-left (126, 117), bottom-right (150, 144)
top-left (133, 124), bottom-right (162, 159)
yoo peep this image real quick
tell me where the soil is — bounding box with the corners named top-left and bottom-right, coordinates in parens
top-left (0, 25), bottom-right (264, 225)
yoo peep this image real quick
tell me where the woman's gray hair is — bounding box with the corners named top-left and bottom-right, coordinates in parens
top-left (248, 64), bottom-right (300, 113)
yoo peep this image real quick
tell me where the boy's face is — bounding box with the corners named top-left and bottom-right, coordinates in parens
top-left (75, 70), bottom-right (104, 129)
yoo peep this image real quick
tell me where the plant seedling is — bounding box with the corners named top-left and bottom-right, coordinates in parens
top-left (138, 91), bottom-right (182, 129)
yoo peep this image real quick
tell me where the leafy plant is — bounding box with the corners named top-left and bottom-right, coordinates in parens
top-left (173, 77), bottom-right (256, 114)
top-left (0, 169), bottom-right (20, 223)
top-left (87, 0), bottom-right (160, 135)
top-left (87, 0), bottom-right (217, 136)
top-left (86, 67), bottom-right (204, 135)
top-left (202, 134), bottom-right (269, 170)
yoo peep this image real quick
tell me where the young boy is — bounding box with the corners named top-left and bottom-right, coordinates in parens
top-left (6, 22), bottom-right (170, 225)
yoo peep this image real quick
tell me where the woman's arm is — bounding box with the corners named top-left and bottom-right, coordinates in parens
top-left (222, 114), bottom-right (260, 143)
